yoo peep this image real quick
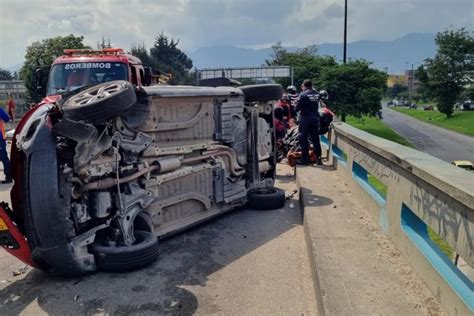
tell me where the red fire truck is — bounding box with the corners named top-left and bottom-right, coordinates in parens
top-left (37, 48), bottom-right (152, 106)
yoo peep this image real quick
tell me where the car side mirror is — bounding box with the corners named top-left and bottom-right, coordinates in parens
top-left (35, 68), bottom-right (44, 94)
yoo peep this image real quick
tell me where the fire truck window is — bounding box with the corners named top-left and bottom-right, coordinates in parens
top-left (139, 69), bottom-right (145, 85)
top-left (47, 63), bottom-right (128, 95)
top-left (131, 66), bottom-right (138, 85)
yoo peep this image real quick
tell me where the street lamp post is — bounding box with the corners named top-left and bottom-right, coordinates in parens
top-left (343, 0), bottom-right (348, 63)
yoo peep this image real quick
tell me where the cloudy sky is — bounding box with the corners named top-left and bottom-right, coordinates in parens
top-left (0, 0), bottom-right (472, 68)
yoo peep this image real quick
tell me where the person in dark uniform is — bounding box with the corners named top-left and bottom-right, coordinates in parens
top-left (295, 79), bottom-right (322, 165)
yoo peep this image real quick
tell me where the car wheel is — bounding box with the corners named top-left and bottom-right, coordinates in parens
top-left (90, 230), bottom-right (159, 272)
top-left (62, 80), bottom-right (136, 124)
top-left (23, 123), bottom-right (91, 276)
top-left (248, 188), bottom-right (285, 210)
top-left (240, 84), bottom-right (284, 103)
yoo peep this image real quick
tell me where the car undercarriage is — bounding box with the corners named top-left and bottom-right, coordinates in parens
top-left (4, 81), bottom-right (284, 276)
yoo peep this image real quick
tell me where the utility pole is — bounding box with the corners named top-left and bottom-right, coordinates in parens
top-left (343, 0), bottom-right (348, 63)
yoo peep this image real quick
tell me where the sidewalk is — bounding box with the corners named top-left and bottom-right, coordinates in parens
top-left (297, 165), bottom-right (445, 315)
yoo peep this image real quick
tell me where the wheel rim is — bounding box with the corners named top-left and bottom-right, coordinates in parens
top-left (71, 82), bottom-right (122, 106)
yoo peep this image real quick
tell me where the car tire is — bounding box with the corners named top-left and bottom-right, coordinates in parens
top-left (62, 80), bottom-right (136, 124)
top-left (240, 84), bottom-right (284, 102)
top-left (248, 188), bottom-right (285, 210)
top-left (23, 123), bottom-right (91, 276)
top-left (90, 230), bottom-right (159, 272)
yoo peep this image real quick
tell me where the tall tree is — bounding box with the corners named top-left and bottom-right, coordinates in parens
top-left (266, 43), bottom-right (336, 89)
top-left (149, 32), bottom-right (193, 84)
top-left (418, 28), bottom-right (474, 117)
top-left (415, 65), bottom-right (431, 101)
top-left (387, 83), bottom-right (408, 99)
top-left (97, 36), bottom-right (112, 49)
top-left (318, 60), bottom-right (387, 121)
top-left (20, 35), bottom-right (89, 102)
top-left (130, 43), bottom-right (153, 66)
top-left (0, 68), bottom-right (13, 80)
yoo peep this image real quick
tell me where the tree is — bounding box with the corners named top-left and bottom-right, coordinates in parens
top-left (149, 32), bottom-right (193, 84)
top-left (387, 83), bottom-right (408, 99)
top-left (130, 43), bottom-right (153, 66)
top-left (20, 35), bottom-right (89, 102)
top-left (266, 43), bottom-right (336, 89)
top-left (97, 36), bottom-right (112, 49)
top-left (415, 65), bottom-right (431, 102)
top-left (417, 28), bottom-right (474, 117)
top-left (460, 86), bottom-right (474, 101)
top-left (0, 68), bottom-right (13, 80)
top-left (318, 60), bottom-right (387, 121)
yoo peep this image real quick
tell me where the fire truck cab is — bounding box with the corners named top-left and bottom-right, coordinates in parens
top-left (38, 48), bottom-right (152, 104)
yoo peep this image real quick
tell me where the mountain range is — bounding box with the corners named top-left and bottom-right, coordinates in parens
top-left (5, 33), bottom-right (437, 75)
top-left (188, 33), bottom-right (437, 74)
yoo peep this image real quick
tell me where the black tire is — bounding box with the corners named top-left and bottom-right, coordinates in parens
top-left (248, 188), bottom-right (286, 210)
top-left (240, 84), bottom-right (284, 102)
top-left (90, 230), bottom-right (159, 272)
top-left (23, 123), bottom-right (90, 276)
top-left (62, 80), bottom-right (136, 124)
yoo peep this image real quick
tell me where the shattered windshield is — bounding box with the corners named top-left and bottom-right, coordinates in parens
top-left (46, 62), bottom-right (128, 95)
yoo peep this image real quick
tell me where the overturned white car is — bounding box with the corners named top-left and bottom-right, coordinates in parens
top-left (2, 81), bottom-right (285, 276)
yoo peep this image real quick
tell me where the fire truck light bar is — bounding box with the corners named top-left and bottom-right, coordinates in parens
top-left (63, 48), bottom-right (124, 55)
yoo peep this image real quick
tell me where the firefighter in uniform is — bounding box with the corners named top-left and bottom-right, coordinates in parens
top-left (295, 79), bottom-right (322, 165)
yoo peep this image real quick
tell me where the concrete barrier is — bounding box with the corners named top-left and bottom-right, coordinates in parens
top-left (323, 123), bottom-right (473, 315)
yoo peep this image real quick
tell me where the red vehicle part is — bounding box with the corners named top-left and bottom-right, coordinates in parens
top-left (0, 204), bottom-right (36, 267)
top-left (1, 47), bottom-right (147, 270)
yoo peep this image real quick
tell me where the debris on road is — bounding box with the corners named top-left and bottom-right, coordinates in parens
top-left (12, 265), bottom-right (28, 277)
top-left (10, 294), bottom-right (21, 302)
top-left (286, 189), bottom-right (298, 200)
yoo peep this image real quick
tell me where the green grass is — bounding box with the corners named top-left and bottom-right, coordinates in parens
top-left (346, 115), bottom-right (414, 148)
top-left (346, 115), bottom-right (454, 259)
top-left (367, 175), bottom-right (387, 197)
top-left (428, 227), bottom-right (453, 259)
top-left (392, 107), bottom-right (474, 137)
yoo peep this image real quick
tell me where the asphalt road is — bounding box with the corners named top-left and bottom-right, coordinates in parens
top-left (0, 165), bottom-right (317, 315)
top-left (382, 107), bottom-right (474, 163)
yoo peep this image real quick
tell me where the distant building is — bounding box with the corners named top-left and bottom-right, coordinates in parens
top-left (0, 80), bottom-right (28, 114)
top-left (404, 70), bottom-right (420, 94)
top-left (387, 75), bottom-right (406, 88)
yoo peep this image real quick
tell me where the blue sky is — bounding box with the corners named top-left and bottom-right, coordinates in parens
top-left (0, 0), bottom-right (472, 68)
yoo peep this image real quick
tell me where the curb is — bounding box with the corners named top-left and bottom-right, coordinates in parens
top-left (296, 168), bottom-right (328, 316)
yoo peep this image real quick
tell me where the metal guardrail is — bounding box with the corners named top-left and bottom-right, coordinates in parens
top-left (323, 123), bottom-right (473, 315)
